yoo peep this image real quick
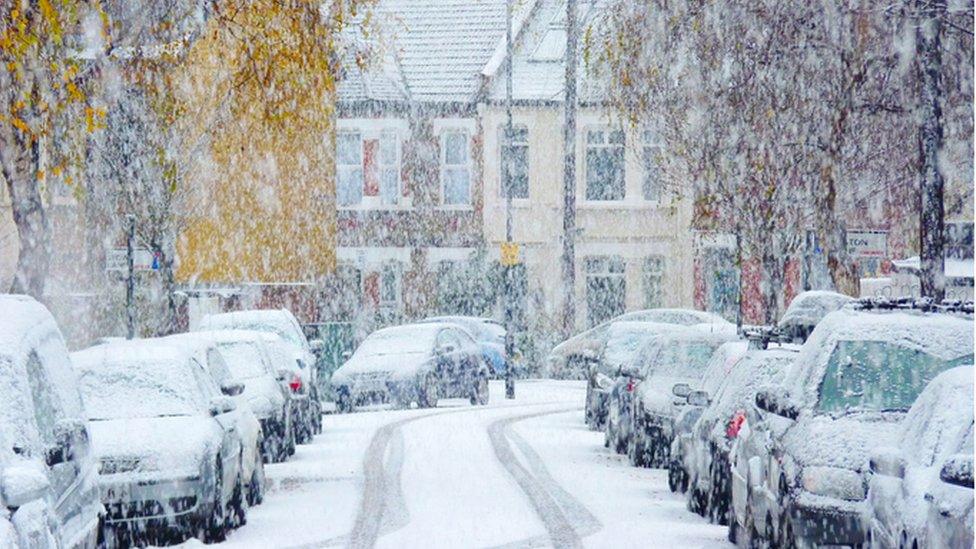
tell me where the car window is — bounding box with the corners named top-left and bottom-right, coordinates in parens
top-left (205, 348), bottom-right (234, 386)
top-left (25, 351), bottom-right (60, 445)
top-left (817, 341), bottom-right (973, 414)
top-left (437, 330), bottom-right (461, 349)
top-left (647, 341), bottom-right (722, 379)
top-left (217, 341), bottom-right (272, 380)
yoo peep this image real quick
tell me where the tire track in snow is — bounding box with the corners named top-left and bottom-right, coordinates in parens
top-left (347, 401), bottom-right (574, 549)
top-left (487, 407), bottom-right (599, 549)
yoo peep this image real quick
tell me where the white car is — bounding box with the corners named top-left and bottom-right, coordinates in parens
top-left (196, 309), bottom-right (322, 438)
top-left (73, 341), bottom-right (246, 545)
top-left (866, 366), bottom-right (974, 548)
top-left (192, 330), bottom-right (295, 463)
top-left (0, 295), bottom-right (102, 549)
top-left (161, 334), bottom-right (267, 506)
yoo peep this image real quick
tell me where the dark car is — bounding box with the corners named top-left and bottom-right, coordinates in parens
top-left (420, 316), bottom-right (521, 378)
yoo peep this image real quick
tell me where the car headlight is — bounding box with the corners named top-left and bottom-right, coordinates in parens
top-left (800, 466), bottom-right (866, 501)
top-left (594, 373), bottom-right (613, 390)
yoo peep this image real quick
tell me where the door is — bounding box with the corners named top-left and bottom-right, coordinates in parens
top-left (435, 330), bottom-right (463, 396)
top-left (192, 359), bottom-right (240, 499)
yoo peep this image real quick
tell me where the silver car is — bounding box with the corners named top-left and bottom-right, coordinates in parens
top-left (0, 295), bottom-right (101, 548)
top-left (73, 341), bottom-right (246, 545)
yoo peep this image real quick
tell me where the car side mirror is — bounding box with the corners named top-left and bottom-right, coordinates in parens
top-left (221, 382), bottom-right (245, 397)
top-left (672, 383), bottom-right (692, 398)
top-left (620, 366), bottom-right (643, 380)
top-left (438, 343), bottom-right (456, 355)
top-left (0, 464), bottom-right (51, 508)
top-left (755, 389), bottom-right (799, 420)
top-left (210, 396), bottom-right (237, 416)
top-left (341, 350), bottom-right (352, 361)
top-left (687, 390), bottom-right (710, 407)
top-left (869, 448), bottom-right (907, 479)
top-left (276, 368), bottom-right (291, 382)
top-left (940, 454), bottom-right (974, 489)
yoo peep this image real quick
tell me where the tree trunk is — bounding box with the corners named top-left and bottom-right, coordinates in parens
top-left (916, 0), bottom-right (946, 301)
top-left (2, 137), bottom-right (50, 298)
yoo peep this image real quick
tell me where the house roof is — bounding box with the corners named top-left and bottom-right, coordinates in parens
top-left (339, 0), bottom-right (513, 104)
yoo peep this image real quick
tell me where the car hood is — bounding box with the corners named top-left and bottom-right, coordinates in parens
top-left (780, 413), bottom-right (904, 470)
top-left (635, 376), bottom-right (696, 417)
top-left (333, 352), bottom-right (431, 384)
top-left (89, 416), bottom-right (219, 473)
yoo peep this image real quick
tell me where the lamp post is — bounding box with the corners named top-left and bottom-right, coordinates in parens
top-left (503, 0), bottom-right (516, 399)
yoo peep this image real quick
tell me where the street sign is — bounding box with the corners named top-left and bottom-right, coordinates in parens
top-left (500, 242), bottom-right (521, 266)
top-left (847, 230), bottom-right (887, 258)
top-left (106, 248), bottom-right (158, 272)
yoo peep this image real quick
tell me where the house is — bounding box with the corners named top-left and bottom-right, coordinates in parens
top-left (478, 0), bottom-right (697, 334)
top-left (333, 0), bottom-right (511, 331)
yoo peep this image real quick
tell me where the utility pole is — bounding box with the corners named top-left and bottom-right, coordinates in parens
top-left (561, 0), bottom-right (578, 337)
top-left (916, 0), bottom-right (946, 301)
top-left (126, 215), bottom-right (136, 339)
top-left (503, 0), bottom-right (516, 399)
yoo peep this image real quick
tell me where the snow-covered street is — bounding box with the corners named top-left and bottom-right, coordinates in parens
top-left (214, 380), bottom-right (729, 549)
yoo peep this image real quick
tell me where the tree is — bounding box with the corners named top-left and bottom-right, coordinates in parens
top-left (1, 0), bottom-right (107, 296)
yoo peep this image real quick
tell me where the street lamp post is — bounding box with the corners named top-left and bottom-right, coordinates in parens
top-left (503, 0), bottom-right (516, 399)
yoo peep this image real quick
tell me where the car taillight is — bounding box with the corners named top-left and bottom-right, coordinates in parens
top-left (626, 380), bottom-right (635, 393)
top-left (289, 375), bottom-right (303, 393)
top-left (727, 410), bottom-right (746, 439)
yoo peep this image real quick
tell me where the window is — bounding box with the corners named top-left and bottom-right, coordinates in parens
top-left (585, 256), bottom-right (626, 327)
top-left (642, 256), bottom-right (664, 308)
top-left (337, 131), bottom-right (364, 206)
top-left (585, 129), bottom-right (625, 201)
top-left (441, 131), bottom-right (470, 205)
top-left (641, 130), bottom-right (662, 200)
top-left (500, 125), bottom-right (529, 199)
top-left (379, 131), bottom-right (400, 205)
top-left (379, 263), bottom-right (400, 308)
top-left (25, 352), bottom-right (58, 444)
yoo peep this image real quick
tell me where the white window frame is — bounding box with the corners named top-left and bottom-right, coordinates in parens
top-left (440, 129), bottom-right (472, 208)
top-left (499, 124), bottom-right (530, 200)
top-left (642, 255), bottom-right (665, 308)
top-left (379, 262), bottom-right (401, 309)
top-left (584, 127), bottom-right (626, 202)
top-left (337, 130), bottom-right (364, 208)
top-left (641, 129), bottom-right (663, 202)
top-left (378, 130), bottom-right (401, 206)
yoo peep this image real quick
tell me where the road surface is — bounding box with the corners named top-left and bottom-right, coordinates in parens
top-left (206, 380), bottom-right (730, 548)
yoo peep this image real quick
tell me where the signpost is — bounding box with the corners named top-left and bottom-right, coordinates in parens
top-left (846, 230), bottom-right (888, 259)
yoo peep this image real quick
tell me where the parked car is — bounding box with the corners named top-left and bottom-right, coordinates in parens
top-left (73, 341), bottom-right (246, 545)
top-left (730, 303), bottom-right (973, 548)
top-left (420, 316), bottom-right (522, 378)
top-left (196, 309), bottom-right (322, 437)
top-left (192, 330), bottom-right (295, 463)
top-left (546, 308), bottom-right (735, 379)
top-left (585, 321), bottom-right (678, 431)
top-left (923, 442), bottom-right (973, 549)
top-left (331, 323), bottom-right (490, 412)
top-left (0, 295), bottom-right (101, 549)
top-left (627, 329), bottom-right (739, 468)
top-left (777, 290), bottom-right (854, 344)
top-left (161, 334), bottom-right (267, 506)
top-left (681, 347), bottom-right (795, 526)
top-left (866, 365), bottom-right (974, 549)
top-left (255, 332), bottom-right (315, 444)
top-left (668, 340), bottom-right (750, 492)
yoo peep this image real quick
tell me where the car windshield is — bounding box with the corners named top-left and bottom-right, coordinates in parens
top-left (647, 341), bottom-right (721, 379)
top-left (604, 325), bottom-right (660, 371)
top-left (78, 358), bottom-right (207, 420)
top-left (218, 341), bottom-right (271, 380)
top-left (205, 315), bottom-right (304, 348)
top-left (817, 340), bottom-right (974, 414)
top-left (356, 327), bottom-right (437, 357)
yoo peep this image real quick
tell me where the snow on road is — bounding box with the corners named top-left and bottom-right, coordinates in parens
top-left (204, 380), bottom-right (729, 548)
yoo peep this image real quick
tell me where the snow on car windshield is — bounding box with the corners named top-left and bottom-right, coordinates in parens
top-left (217, 341), bottom-right (271, 380)
top-left (817, 340), bottom-right (974, 414)
top-left (202, 313), bottom-right (304, 348)
top-left (604, 323), bottom-right (665, 370)
top-left (355, 326), bottom-right (438, 357)
top-left (647, 341), bottom-right (723, 379)
top-left (76, 356), bottom-right (208, 421)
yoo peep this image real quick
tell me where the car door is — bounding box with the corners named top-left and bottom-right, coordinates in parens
top-left (192, 359), bottom-right (240, 496)
top-left (434, 330), bottom-right (462, 394)
top-left (454, 329), bottom-right (482, 384)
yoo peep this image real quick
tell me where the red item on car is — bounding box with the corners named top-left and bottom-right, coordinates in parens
top-left (727, 410), bottom-right (746, 439)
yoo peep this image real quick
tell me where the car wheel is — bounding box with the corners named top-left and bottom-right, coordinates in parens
top-left (228, 474), bottom-right (246, 528)
top-left (202, 459), bottom-right (227, 543)
top-left (688, 487), bottom-right (708, 516)
top-left (470, 374), bottom-right (489, 405)
top-left (248, 451), bottom-right (266, 506)
top-left (337, 389), bottom-right (354, 413)
top-left (667, 459), bottom-right (684, 493)
top-left (418, 374), bottom-right (439, 408)
top-left (284, 425), bottom-right (296, 459)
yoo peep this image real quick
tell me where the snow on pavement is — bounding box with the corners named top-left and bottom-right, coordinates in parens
top-left (200, 380), bottom-right (730, 548)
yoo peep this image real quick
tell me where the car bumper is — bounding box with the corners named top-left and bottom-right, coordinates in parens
top-left (100, 474), bottom-right (205, 525)
top-left (790, 495), bottom-right (867, 546)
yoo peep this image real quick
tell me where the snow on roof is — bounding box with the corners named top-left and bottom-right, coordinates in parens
top-left (891, 256), bottom-right (974, 279)
top-left (900, 366), bottom-right (974, 467)
top-left (778, 290), bottom-right (855, 329)
top-left (340, 0), bottom-right (512, 103)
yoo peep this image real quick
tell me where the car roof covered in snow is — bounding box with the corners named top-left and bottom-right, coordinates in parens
top-left (899, 366), bottom-right (974, 467)
top-left (197, 309), bottom-right (306, 348)
top-left (777, 290), bottom-right (855, 329)
top-left (785, 307), bottom-right (974, 407)
top-left (603, 321), bottom-right (685, 369)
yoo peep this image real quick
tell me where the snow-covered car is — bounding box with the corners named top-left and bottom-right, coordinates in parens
top-left (192, 330), bottom-right (295, 463)
top-left (667, 340), bottom-right (749, 493)
top-left (72, 341), bottom-right (246, 545)
top-left (0, 295), bottom-right (101, 549)
top-left (196, 309), bottom-right (322, 437)
top-left (680, 347), bottom-right (795, 526)
top-left (923, 444), bottom-right (974, 549)
top-left (731, 304), bottom-right (974, 548)
top-left (161, 334), bottom-right (267, 506)
top-left (866, 365), bottom-right (974, 549)
top-left (777, 290), bottom-right (854, 344)
top-left (331, 323), bottom-right (490, 412)
top-left (420, 316), bottom-right (521, 378)
top-left (546, 308), bottom-right (735, 379)
top-left (585, 321), bottom-right (679, 431)
top-left (627, 329), bottom-right (739, 468)
top-left (256, 332), bottom-right (315, 444)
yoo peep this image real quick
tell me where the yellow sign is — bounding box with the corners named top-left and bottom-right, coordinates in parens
top-left (500, 242), bottom-right (521, 266)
